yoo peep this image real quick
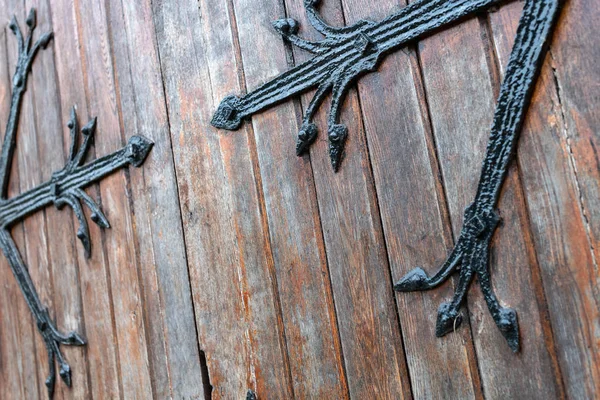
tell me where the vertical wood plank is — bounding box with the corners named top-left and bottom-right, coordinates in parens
top-left (153, 0), bottom-right (294, 397)
top-left (106, 0), bottom-right (205, 397)
top-left (74, 0), bottom-right (154, 396)
top-left (230, 0), bottom-right (353, 397)
top-left (48, 0), bottom-right (122, 397)
top-left (490, 4), bottom-right (599, 397)
top-left (494, 0), bottom-right (600, 396)
top-left (282, 0), bottom-right (412, 397)
top-left (415, 7), bottom-right (561, 398)
top-left (25, 0), bottom-right (91, 397)
top-left (550, 0), bottom-right (600, 262)
top-left (333, 0), bottom-right (483, 397)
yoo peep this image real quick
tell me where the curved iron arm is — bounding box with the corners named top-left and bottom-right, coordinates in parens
top-left (1, 9), bottom-right (152, 398)
top-left (212, 0), bottom-right (562, 353)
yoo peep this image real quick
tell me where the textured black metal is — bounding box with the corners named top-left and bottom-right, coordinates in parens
top-left (1, 9), bottom-right (152, 398)
top-left (213, 0), bottom-right (561, 352)
top-left (246, 390), bottom-right (258, 400)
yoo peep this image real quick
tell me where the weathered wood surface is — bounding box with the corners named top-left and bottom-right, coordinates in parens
top-left (0, 0), bottom-right (598, 399)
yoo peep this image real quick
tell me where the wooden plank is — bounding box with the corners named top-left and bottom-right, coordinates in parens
top-left (25, 1), bottom-right (91, 398)
top-left (105, 0), bottom-right (205, 397)
top-left (415, 7), bottom-right (562, 398)
top-left (152, 0), bottom-right (294, 397)
top-left (550, 0), bottom-right (600, 262)
top-left (282, 0), bottom-right (412, 397)
top-left (0, 10), bottom-right (40, 399)
top-left (74, 0), bottom-right (154, 397)
top-left (506, 0), bottom-right (600, 396)
top-left (230, 0), bottom-right (354, 397)
top-left (47, 0), bottom-right (122, 398)
top-left (332, 0), bottom-right (483, 397)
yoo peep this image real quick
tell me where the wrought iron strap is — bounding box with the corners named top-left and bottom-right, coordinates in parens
top-left (212, 0), bottom-right (562, 354)
top-left (212, 0), bottom-right (503, 170)
top-left (1, 9), bottom-right (152, 398)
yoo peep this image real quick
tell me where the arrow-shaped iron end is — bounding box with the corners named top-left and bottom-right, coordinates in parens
top-left (127, 135), bottom-right (154, 167)
top-left (212, 94), bottom-right (243, 130)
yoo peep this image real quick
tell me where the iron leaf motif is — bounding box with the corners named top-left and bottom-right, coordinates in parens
top-left (1, 9), bottom-right (152, 398)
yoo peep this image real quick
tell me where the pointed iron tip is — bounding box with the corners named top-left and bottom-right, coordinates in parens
top-left (26, 8), bottom-right (36, 29)
top-left (328, 124), bottom-right (347, 173)
top-left (394, 267), bottom-right (430, 292)
top-left (8, 15), bottom-right (18, 32)
top-left (127, 135), bottom-right (154, 167)
top-left (45, 378), bottom-right (55, 399)
top-left (296, 123), bottom-right (318, 156)
top-left (81, 117), bottom-right (97, 135)
top-left (59, 364), bottom-right (72, 387)
top-left (91, 212), bottom-right (110, 229)
top-left (67, 331), bottom-right (87, 346)
top-left (67, 107), bottom-right (77, 129)
top-left (435, 302), bottom-right (462, 338)
top-left (77, 231), bottom-right (91, 259)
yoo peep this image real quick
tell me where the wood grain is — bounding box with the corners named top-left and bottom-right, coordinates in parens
top-left (105, 0), bottom-right (205, 397)
top-left (75, 0), bottom-right (154, 397)
top-left (48, 0), bottom-right (121, 397)
top-left (0, 0), bottom-right (597, 399)
top-left (342, 0), bottom-right (484, 398)
top-left (228, 0), bottom-right (352, 397)
top-left (283, 0), bottom-right (412, 397)
top-left (7, 0), bottom-right (56, 396)
top-left (491, 0), bottom-right (600, 397)
top-left (153, 0), bottom-right (295, 397)
top-left (25, 0), bottom-right (90, 398)
top-left (415, 6), bottom-right (561, 398)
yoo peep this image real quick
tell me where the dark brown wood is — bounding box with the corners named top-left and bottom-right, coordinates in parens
top-left (48, 0), bottom-right (121, 397)
top-left (105, 0), bottom-right (205, 397)
top-left (1, 1), bottom-right (598, 399)
top-left (490, 0), bottom-right (600, 397)
top-left (340, 0), bottom-right (483, 398)
top-left (228, 0), bottom-right (349, 397)
top-left (153, 0), bottom-right (295, 397)
top-left (75, 0), bottom-right (154, 397)
top-left (414, 7), bottom-right (562, 398)
top-left (276, 0), bottom-right (413, 397)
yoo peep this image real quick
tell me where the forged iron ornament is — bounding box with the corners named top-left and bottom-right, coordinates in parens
top-left (1, 9), bottom-right (153, 398)
top-left (213, 0), bottom-right (562, 352)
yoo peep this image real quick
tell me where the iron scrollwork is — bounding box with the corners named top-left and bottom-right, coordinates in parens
top-left (2, 9), bottom-right (152, 398)
top-left (212, 0), bottom-right (562, 353)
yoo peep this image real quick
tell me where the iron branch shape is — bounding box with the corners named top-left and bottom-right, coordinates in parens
top-left (213, 0), bottom-right (562, 353)
top-left (1, 9), bottom-right (153, 398)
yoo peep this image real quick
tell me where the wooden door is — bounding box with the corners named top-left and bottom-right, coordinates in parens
top-left (0, 0), bottom-right (598, 399)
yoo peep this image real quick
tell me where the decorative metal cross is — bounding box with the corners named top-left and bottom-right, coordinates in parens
top-left (2, 9), bottom-right (152, 398)
top-left (213, 0), bottom-right (562, 353)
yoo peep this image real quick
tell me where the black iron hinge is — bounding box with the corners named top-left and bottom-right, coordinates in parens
top-left (212, 0), bottom-right (562, 354)
top-left (1, 9), bottom-right (152, 398)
